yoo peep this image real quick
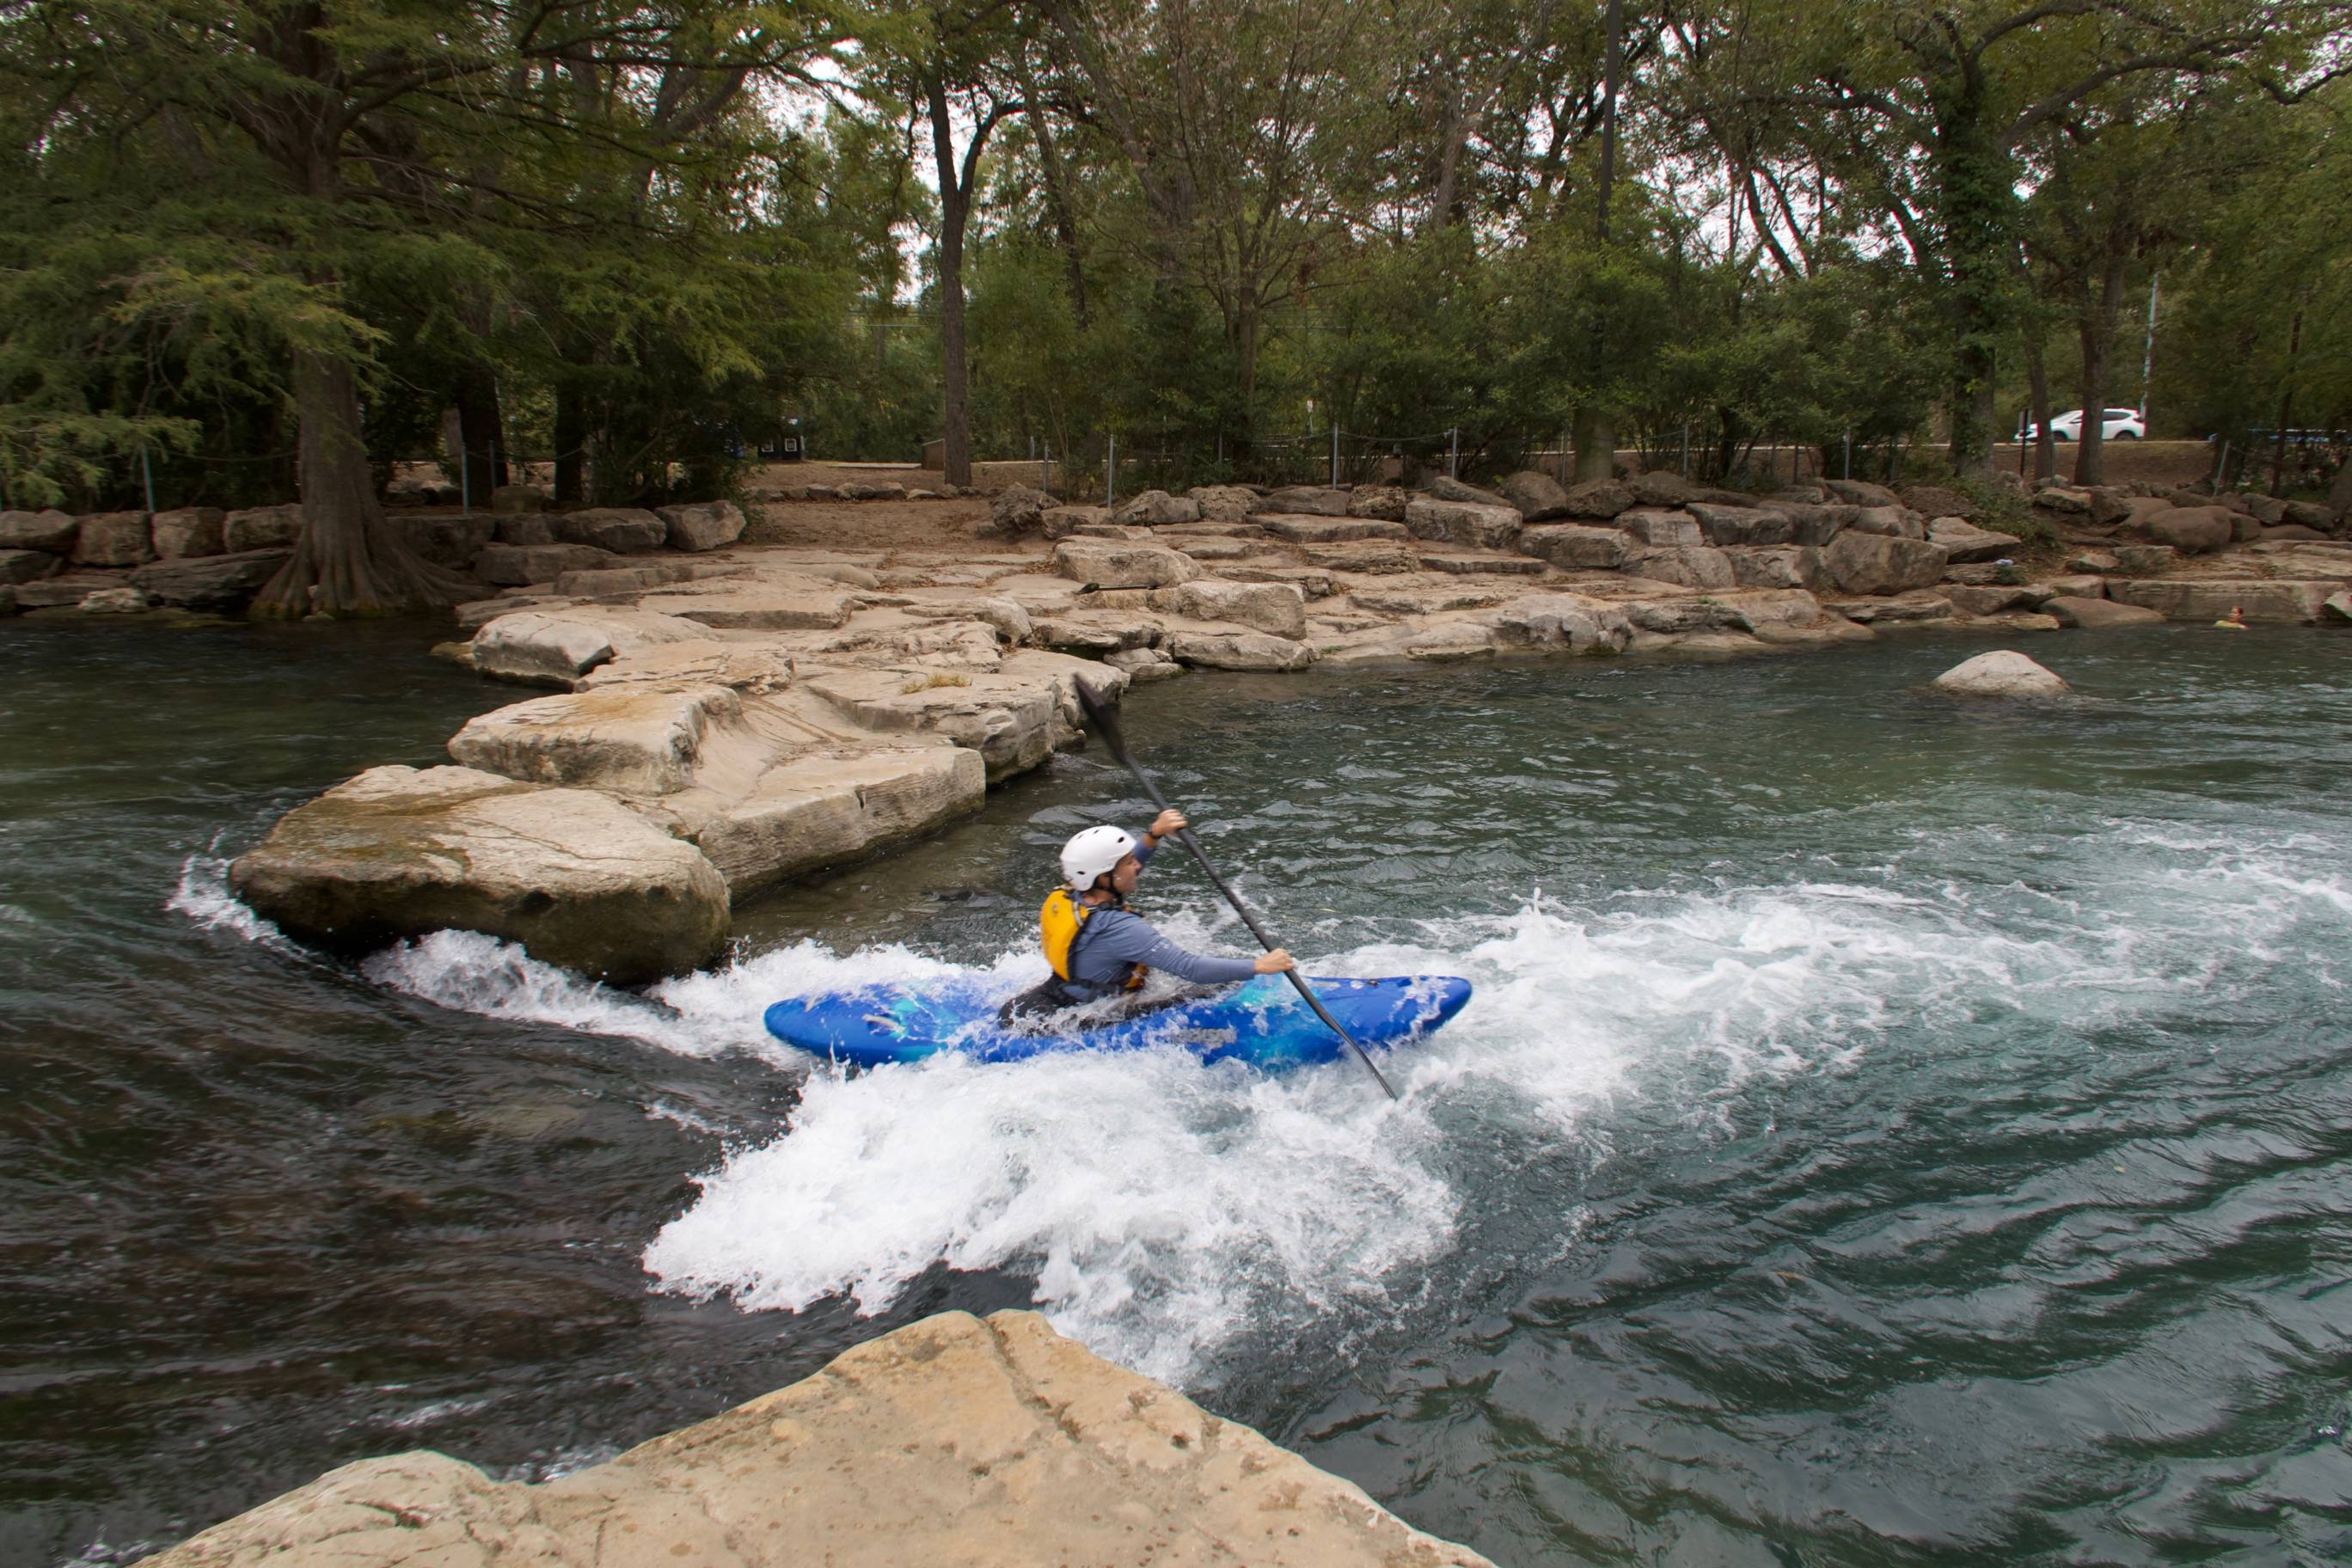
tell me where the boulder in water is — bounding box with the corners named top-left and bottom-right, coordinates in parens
top-left (226, 763), bottom-right (730, 983)
top-left (1932, 650), bottom-right (2069, 697)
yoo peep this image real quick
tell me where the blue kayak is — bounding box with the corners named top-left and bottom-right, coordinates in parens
top-left (764, 972), bottom-right (1473, 1070)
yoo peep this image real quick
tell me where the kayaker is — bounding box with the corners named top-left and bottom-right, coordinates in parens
top-left (999, 810), bottom-right (1295, 1023)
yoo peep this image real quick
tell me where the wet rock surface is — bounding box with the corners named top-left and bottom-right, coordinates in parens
top-left (140, 1310), bottom-right (1492, 1568)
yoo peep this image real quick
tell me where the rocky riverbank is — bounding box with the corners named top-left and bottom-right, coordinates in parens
top-left (11, 469), bottom-right (2349, 983)
top-left (136, 1309), bottom-right (1491, 1568)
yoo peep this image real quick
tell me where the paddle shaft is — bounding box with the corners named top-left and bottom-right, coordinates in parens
top-left (1075, 683), bottom-right (1399, 1100)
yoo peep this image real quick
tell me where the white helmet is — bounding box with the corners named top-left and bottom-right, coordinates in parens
top-left (1061, 825), bottom-right (1137, 891)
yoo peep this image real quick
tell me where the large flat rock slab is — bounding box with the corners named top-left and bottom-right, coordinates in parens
top-left (634, 577), bottom-right (863, 629)
top-left (2106, 579), bottom-right (2338, 622)
top-left (1051, 537), bottom-right (1204, 587)
top-left (468, 608), bottom-right (715, 686)
top-left (449, 685), bottom-right (744, 794)
top-left (140, 1310), bottom-right (1490, 1568)
top-left (226, 765), bottom-right (728, 984)
top-left (803, 652), bottom-right (1125, 781)
top-left (695, 746), bottom-right (986, 895)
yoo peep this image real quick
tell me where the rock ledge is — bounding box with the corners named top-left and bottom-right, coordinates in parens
top-left (138, 1309), bottom-right (1491, 1568)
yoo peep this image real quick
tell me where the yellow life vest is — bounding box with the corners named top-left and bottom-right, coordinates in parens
top-left (1039, 888), bottom-right (1147, 993)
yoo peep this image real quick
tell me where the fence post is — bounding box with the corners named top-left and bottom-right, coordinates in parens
top-left (1680, 420), bottom-right (1690, 479)
top-left (139, 445), bottom-right (157, 514)
top-left (1042, 440), bottom-right (1051, 494)
top-left (1106, 432), bottom-right (1116, 506)
top-left (1843, 430), bottom-right (1852, 481)
top-left (1331, 425), bottom-right (1339, 487)
top-left (1448, 426), bottom-right (1459, 480)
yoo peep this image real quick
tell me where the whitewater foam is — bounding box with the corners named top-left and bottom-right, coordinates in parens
top-left (172, 806), bottom-right (2352, 1388)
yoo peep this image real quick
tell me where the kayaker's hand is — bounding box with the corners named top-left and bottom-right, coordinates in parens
top-left (1148, 808), bottom-right (1187, 841)
top-left (1253, 949), bottom-right (1296, 975)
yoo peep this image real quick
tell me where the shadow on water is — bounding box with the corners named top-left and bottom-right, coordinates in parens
top-left (5, 616), bottom-right (2351, 1565)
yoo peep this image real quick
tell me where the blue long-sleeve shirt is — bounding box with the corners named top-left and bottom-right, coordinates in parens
top-left (1066, 840), bottom-right (1260, 989)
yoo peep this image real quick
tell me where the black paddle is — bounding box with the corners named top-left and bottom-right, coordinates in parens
top-left (1072, 679), bottom-right (1400, 1101)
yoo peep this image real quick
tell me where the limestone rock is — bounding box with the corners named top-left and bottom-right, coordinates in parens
top-left (2322, 591), bottom-right (2352, 622)
top-left (70, 511), bottom-right (154, 567)
top-left (450, 685), bottom-right (745, 795)
top-left (145, 1310), bottom-right (1491, 1568)
top-left (547, 507), bottom-right (666, 555)
top-left (2146, 506), bottom-right (2233, 555)
top-left (150, 506), bottom-right (226, 560)
top-left (1224, 563), bottom-right (1338, 598)
top-left (1168, 630), bottom-right (1316, 671)
top-left (0, 548), bottom-right (61, 585)
top-left (1623, 544), bottom-right (1734, 589)
top-left (1404, 498), bottom-right (1522, 551)
top-left (129, 548), bottom-right (292, 611)
top-left (2034, 486), bottom-right (2094, 515)
top-left (838, 481), bottom-right (906, 502)
top-left (1155, 579), bottom-right (1308, 638)
top-left (1559, 477), bottom-right (1636, 519)
top-left (469, 608), bottom-right (714, 685)
top-left (579, 640), bottom-right (795, 695)
top-left (1052, 538), bottom-right (1203, 589)
top-left (1187, 484), bottom-right (1259, 523)
top-left (1421, 475), bottom-right (1510, 506)
top-left (1488, 593), bottom-right (1633, 654)
top-left (2044, 595), bottom-right (2165, 628)
top-left (1773, 502), bottom-right (1856, 547)
top-left (658, 499), bottom-right (747, 552)
top-left (1687, 502), bottom-right (1793, 548)
top-left (554, 560), bottom-right (732, 597)
top-left (695, 746), bottom-right (986, 895)
top-left (805, 652), bottom-right (1124, 781)
top-left (1839, 591), bottom-right (1954, 625)
top-left (1258, 485), bottom-right (1351, 517)
top-left (491, 513), bottom-right (557, 547)
top-left (227, 764), bottom-right (729, 983)
top-left (1901, 485), bottom-right (1974, 521)
top-left (1945, 584), bottom-right (2039, 616)
top-left (1618, 508), bottom-right (1702, 547)
top-left (1420, 552), bottom-right (1544, 577)
top-left (1928, 518), bottom-right (2024, 562)
top-left (2113, 543), bottom-right (2177, 573)
top-left (476, 542), bottom-right (618, 587)
top-left (1040, 504), bottom-right (1107, 540)
top-left (1496, 469), bottom-right (1571, 521)
top-left (2066, 549), bottom-right (2121, 573)
top-left (489, 484), bottom-right (545, 513)
top-left (1111, 489), bottom-right (1201, 528)
top-left (1825, 532), bottom-right (1949, 595)
top-left (634, 578), bottom-right (862, 630)
top-left (1631, 470), bottom-right (1697, 507)
top-left (402, 513), bottom-right (494, 568)
top-left (2108, 579), bottom-right (2336, 622)
top-left (223, 505), bottom-right (303, 554)
top-left (1346, 484), bottom-right (1410, 520)
top-left (980, 485), bottom-right (1053, 539)
top-left (1259, 514), bottom-right (1407, 545)
top-left (2282, 499), bottom-right (2338, 532)
top-left (78, 585), bottom-right (151, 613)
top-left (1933, 649), bottom-right (2068, 697)
top-left (1305, 542), bottom-right (1418, 574)
top-left (0, 508), bottom-right (78, 554)
top-left (1847, 505), bottom-right (1924, 540)
top-left (1824, 478), bottom-right (1901, 506)
top-left (1105, 645), bottom-right (1184, 682)
top-left (1725, 544), bottom-right (1825, 590)
top-left (13, 574), bottom-right (123, 609)
top-left (1518, 523), bottom-right (1628, 570)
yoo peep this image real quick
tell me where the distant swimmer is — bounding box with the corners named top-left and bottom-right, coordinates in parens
top-left (2216, 604), bottom-right (2248, 629)
top-left (999, 810), bottom-right (1295, 1023)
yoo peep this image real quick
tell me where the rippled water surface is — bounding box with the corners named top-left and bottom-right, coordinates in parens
top-left (4, 617), bottom-right (2350, 1566)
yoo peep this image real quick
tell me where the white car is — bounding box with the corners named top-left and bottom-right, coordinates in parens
top-left (2019, 407), bottom-right (2146, 442)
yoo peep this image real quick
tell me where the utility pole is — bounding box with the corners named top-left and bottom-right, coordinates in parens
top-left (2139, 274), bottom-right (2160, 426)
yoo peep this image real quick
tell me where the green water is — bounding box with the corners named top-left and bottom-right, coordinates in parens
top-left (5, 618), bottom-right (2350, 1565)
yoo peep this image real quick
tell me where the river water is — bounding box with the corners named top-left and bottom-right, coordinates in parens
top-left (3, 616), bottom-right (2349, 1566)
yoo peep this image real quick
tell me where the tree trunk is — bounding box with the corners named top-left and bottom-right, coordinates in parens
top-left (454, 362), bottom-right (509, 493)
top-left (2021, 323), bottom-right (2056, 481)
top-left (1018, 80), bottom-right (1090, 329)
top-left (553, 382), bottom-right (587, 505)
top-left (1572, 406), bottom-right (1615, 482)
top-left (1934, 120), bottom-right (2011, 480)
top-left (928, 82), bottom-right (973, 488)
top-left (253, 345), bottom-right (477, 616)
top-left (2269, 308), bottom-right (2303, 498)
top-left (2072, 245), bottom-right (2130, 487)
